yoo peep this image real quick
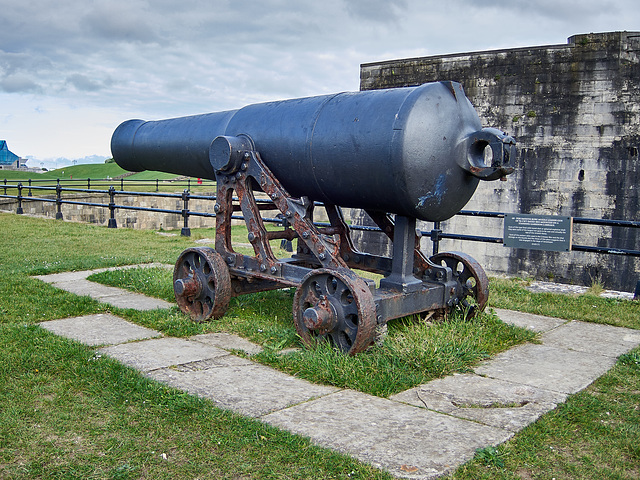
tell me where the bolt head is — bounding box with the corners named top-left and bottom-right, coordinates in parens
top-left (260, 264), bottom-right (267, 272)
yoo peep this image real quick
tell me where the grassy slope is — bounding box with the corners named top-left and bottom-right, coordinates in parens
top-left (0, 163), bottom-right (181, 182)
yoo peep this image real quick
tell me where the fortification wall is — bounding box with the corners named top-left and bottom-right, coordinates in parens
top-left (360, 31), bottom-right (640, 292)
top-left (0, 194), bottom-right (218, 231)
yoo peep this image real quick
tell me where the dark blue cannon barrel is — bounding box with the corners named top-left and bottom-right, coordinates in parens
top-left (111, 81), bottom-right (514, 221)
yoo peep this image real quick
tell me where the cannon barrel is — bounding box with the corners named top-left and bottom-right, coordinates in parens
top-left (111, 81), bottom-right (514, 221)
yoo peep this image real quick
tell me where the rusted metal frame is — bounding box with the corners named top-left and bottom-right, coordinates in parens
top-left (379, 215), bottom-right (424, 293)
top-left (365, 209), bottom-right (449, 283)
top-left (322, 205), bottom-right (394, 274)
top-left (247, 151), bottom-right (348, 270)
top-left (214, 183), bottom-right (235, 257)
top-left (232, 202), bottom-right (278, 212)
top-left (235, 174), bottom-right (279, 274)
top-left (373, 283), bottom-right (450, 324)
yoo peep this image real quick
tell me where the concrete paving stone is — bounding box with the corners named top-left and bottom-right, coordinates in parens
top-left (390, 373), bottom-right (566, 432)
top-left (149, 363), bottom-right (339, 418)
top-left (46, 279), bottom-right (123, 298)
top-left (474, 343), bottom-right (617, 394)
top-left (40, 314), bottom-right (161, 346)
top-left (99, 337), bottom-right (230, 371)
top-left (44, 279), bottom-right (173, 310)
top-left (97, 293), bottom-right (173, 310)
top-left (190, 332), bottom-right (263, 355)
top-left (35, 270), bottom-right (92, 283)
top-left (541, 321), bottom-right (640, 358)
top-left (493, 308), bottom-right (566, 332)
top-left (263, 389), bottom-right (512, 480)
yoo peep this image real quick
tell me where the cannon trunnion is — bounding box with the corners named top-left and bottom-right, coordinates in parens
top-left (112, 81), bottom-right (515, 355)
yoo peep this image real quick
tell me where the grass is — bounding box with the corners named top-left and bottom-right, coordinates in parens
top-left (1, 212), bottom-right (639, 478)
top-left (488, 277), bottom-right (639, 329)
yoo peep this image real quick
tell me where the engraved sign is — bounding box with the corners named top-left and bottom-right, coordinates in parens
top-left (504, 214), bottom-right (573, 252)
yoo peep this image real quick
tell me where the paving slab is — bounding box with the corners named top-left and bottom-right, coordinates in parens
top-left (40, 314), bottom-right (161, 346)
top-left (99, 337), bottom-right (230, 371)
top-left (542, 321), bottom-right (640, 358)
top-left (35, 270), bottom-right (92, 283)
top-left (494, 308), bottom-right (566, 332)
top-left (191, 332), bottom-right (263, 355)
top-left (149, 363), bottom-right (339, 417)
top-left (390, 373), bottom-right (566, 432)
top-left (35, 264), bottom-right (174, 311)
top-left (475, 343), bottom-right (617, 394)
top-left (263, 389), bottom-right (512, 479)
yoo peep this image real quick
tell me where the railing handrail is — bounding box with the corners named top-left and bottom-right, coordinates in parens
top-left (1, 182), bottom-right (638, 257)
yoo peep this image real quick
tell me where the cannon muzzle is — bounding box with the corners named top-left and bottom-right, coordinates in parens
top-left (111, 81), bottom-right (514, 221)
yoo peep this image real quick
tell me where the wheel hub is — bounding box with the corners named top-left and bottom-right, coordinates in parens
top-left (302, 296), bottom-right (337, 334)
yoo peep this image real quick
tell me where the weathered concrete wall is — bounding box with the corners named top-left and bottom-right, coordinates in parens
top-left (0, 193), bottom-right (218, 230)
top-left (360, 31), bottom-right (640, 292)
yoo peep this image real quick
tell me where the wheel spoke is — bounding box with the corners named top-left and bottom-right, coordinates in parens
top-left (430, 251), bottom-right (489, 318)
top-left (293, 268), bottom-right (376, 355)
top-left (173, 247), bottom-right (231, 322)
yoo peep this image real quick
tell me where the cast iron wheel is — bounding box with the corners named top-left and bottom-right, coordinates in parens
top-left (430, 251), bottom-right (489, 318)
top-left (293, 268), bottom-right (377, 355)
top-left (173, 247), bottom-right (231, 322)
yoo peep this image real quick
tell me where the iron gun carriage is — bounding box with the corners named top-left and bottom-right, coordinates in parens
top-left (111, 81), bottom-right (515, 354)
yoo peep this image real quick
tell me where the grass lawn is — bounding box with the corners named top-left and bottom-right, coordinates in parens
top-left (1, 212), bottom-right (638, 479)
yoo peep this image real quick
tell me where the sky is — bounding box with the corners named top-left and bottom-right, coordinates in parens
top-left (1, 0), bottom-right (638, 170)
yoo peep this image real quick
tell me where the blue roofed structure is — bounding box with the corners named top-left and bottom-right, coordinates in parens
top-left (0, 141), bottom-right (26, 169)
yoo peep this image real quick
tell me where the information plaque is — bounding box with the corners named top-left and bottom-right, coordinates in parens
top-left (504, 214), bottom-right (573, 252)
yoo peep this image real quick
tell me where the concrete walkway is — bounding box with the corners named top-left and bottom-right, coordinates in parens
top-left (36, 267), bottom-right (640, 479)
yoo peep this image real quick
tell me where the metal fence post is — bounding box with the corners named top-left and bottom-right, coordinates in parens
top-left (87, 178), bottom-right (91, 190)
top-left (28, 178), bottom-right (32, 197)
top-left (3, 178), bottom-right (6, 195)
top-left (431, 221), bottom-right (442, 255)
top-left (156, 179), bottom-right (159, 192)
top-left (16, 183), bottom-right (24, 214)
top-left (108, 186), bottom-right (117, 228)
top-left (55, 179), bottom-right (63, 220)
top-left (181, 189), bottom-right (191, 237)
top-left (120, 178), bottom-right (124, 191)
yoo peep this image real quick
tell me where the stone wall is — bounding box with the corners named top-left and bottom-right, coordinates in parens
top-left (360, 31), bottom-right (640, 292)
top-left (0, 193), bottom-right (219, 231)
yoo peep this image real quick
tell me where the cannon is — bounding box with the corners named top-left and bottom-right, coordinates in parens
top-left (111, 81), bottom-right (515, 354)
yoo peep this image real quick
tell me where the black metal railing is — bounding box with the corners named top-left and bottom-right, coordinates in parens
top-left (1, 178), bottom-right (639, 259)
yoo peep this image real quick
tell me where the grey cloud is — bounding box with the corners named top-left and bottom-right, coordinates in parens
top-left (0, 73), bottom-right (42, 93)
top-left (83, 3), bottom-right (160, 43)
top-left (66, 74), bottom-right (104, 92)
top-left (343, 0), bottom-right (408, 22)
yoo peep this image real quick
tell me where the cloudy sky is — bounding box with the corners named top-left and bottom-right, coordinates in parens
top-left (1, 0), bottom-right (637, 168)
